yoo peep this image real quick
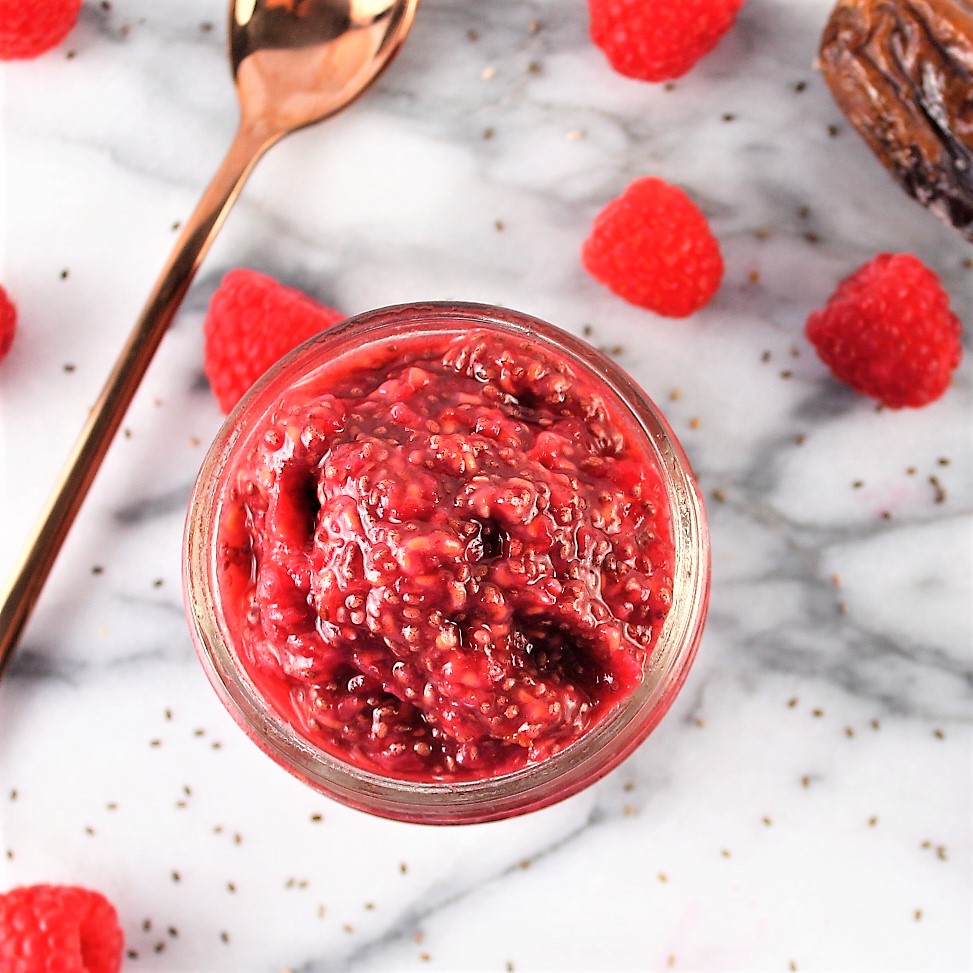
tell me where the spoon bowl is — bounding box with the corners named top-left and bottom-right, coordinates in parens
top-left (0, 0), bottom-right (420, 678)
top-left (232, 0), bottom-right (418, 138)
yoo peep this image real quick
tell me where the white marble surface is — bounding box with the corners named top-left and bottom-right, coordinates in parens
top-left (1, 1), bottom-right (971, 971)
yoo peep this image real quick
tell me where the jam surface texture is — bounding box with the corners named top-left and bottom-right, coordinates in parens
top-left (218, 329), bottom-right (675, 781)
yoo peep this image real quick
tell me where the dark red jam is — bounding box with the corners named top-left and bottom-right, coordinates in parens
top-left (217, 329), bottom-right (675, 781)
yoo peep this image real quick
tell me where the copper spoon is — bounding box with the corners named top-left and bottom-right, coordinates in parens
top-left (0, 0), bottom-right (420, 678)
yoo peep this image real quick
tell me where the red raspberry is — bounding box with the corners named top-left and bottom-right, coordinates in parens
top-left (0, 884), bottom-right (123, 973)
top-left (589, 0), bottom-right (745, 82)
top-left (204, 269), bottom-right (345, 414)
top-left (0, 0), bottom-right (82, 60)
top-left (805, 253), bottom-right (963, 409)
top-left (582, 176), bottom-right (724, 317)
top-left (0, 285), bottom-right (16, 362)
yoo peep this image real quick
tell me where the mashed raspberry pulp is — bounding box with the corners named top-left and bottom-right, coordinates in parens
top-left (217, 329), bottom-right (675, 781)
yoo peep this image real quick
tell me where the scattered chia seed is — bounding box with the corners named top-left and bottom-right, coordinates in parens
top-left (364, 901), bottom-right (376, 911)
top-left (127, 950), bottom-right (139, 960)
top-left (194, 728), bottom-right (206, 736)
top-left (8, 789), bottom-right (16, 801)
top-left (211, 741), bottom-right (223, 750)
top-left (183, 785), bottom-right (192, 796)
top-left (754, 226), bottom-right (771, 239)
top-left (154, 942), bottom-right (165, 954)
top-left (929, 476), bottom-right (947, 504)
top-left (63, 363), bottom-right (76, 373)
top-left (623, 781), bottom-right (636, 793)
top-left (342, 923), bottom-right (354, 934)
top-left (66, 49), bottom-right (77, 58)
top-left (811, 708), bottom-right (824, 718)
top-left (527, 61), bottom-right (542, 74)
top-left (748, 269), bottom-right (760, 283)
top-left (761, 350), bottom-right (771, 363)
top-left (482, 127), bottom-right (495, 140)
top-left (906, 466), bottom-right (917, 475)
top-left (936, 845), bottom-right (947, 861)
top-left (762, 816), bottom-right (773, 826)
top-left (227, 882), bottom-right (237, 893)
top-left (168, 927), bottom-right (178, 938)
top-left (798, 205), bottom-right (811, 219)
top-left (60, 269), bottom-right (69, 279)
top-left (152, 578), bottom-right (164, 589)
top-left (623, 804), bottom-right (635, 816)
top-left (143, 919), bottom-right (151, 932)
top-left (789, 963), bottom-right (798, 972)
top-left (233, 832), bottom-right (243, 844)
top-left (722, 112), bottom-right (736, 122)
top-left (937, 456), bottom-right (950, 466)
top-left (801, 775), bottom-right (811, 788)
top-left (836, 600), bottom-right (848, 614)
top-left (149, 739), bottom-right (161, 748)
top-left (400, 862), bottom-right (408, 874)
top-left (914, 909), bottom-right (923, 922)
top-left (92, 565), bottom-right (104, 575)
top-left (507, 962), bottom-right (516, 973)
top-left (852, 480), bottom-right (864, 488)
top-left (220, 931), bottom-right (230, 943)
top-left (6, 850), bottom-right (14, 860)
top-left (310, 813), bottom-right (323, 822)
top-left (933, 728), bottom-right (945, 739)
top-left (518, 859), bottom-right (531, 870)
top-left (845, 726), bottom-right (855, 738)
top-left (780, 370), bottom-right (793, 379)
top-left (693, 717), bottom-right (705, 728)
top-left (868, 816), bottom-right (878, 827)
top-left (870, 719), bottom-right (880, 730)
top-left (794, 433), bottom-right (806, 446)
top-left (828, 123), bottom-right (840, 137)
top-left (527, 19), bottom-right (540, 33)
top-left (787, 697), bottom-right (799, 708)
top-left (657, 872), bottom-right (668, 883)
top-left (84, 826), bottom-right (95, 836)
top-left (582, 324), bottom-right (593, 337)
top-left (467, 28), bottom-right (479, 41)
top-left (880, 511), bottom-right (892, 520)
top-left (419, 953), bottom-right (431, 962)
top-left (175, 801), bottom-right (188, 809)
top-left (494, 219), bottom-right (505, 232)
top-left (171, 221), bottom-right (182, 231)
top-left (804, 231), bottom-right (820, 243)
top-left (794, 80), bottom-right (807, 92)
top-left (720, 849), bottom-right (731, 858)
top-left (171, 871), bottom-right (181, 883)
top-left (200, 21), bottom-right (213, 31)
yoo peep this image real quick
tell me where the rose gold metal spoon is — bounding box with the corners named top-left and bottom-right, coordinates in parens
top-left (0, 0), bottom-right (419, 679)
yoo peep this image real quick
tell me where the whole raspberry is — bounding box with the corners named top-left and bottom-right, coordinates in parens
top-left (589, 0), bottom-right (745, 82)
top-left (0, 0), bottom-right (82, 60)
top-left (582, 176), bottom-right (724, 317)
top-left (204, 269), bottom-right (345, 414)
top-left (0, 884), bottom-right (123, 973)
top-left (805, 253), bottom-right (963, 409)
top-left (0, 285), bottom-right (16, 362)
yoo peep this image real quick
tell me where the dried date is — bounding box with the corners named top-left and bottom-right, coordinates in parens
top-left (819, 0), bottom-right (973, 241)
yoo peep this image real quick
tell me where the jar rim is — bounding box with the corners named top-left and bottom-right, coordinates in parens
top-left (183, 301), bottom-right (710, 824)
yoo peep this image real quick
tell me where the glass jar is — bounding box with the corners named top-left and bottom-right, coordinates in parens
top-left (183, 301), bottom-right (710, 824)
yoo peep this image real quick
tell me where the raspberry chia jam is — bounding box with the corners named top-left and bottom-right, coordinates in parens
top-left (184, 303), bottom-right (709, 823)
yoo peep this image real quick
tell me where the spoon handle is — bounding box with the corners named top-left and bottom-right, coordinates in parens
top-left (0, 124), bottom-right (270, 681)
